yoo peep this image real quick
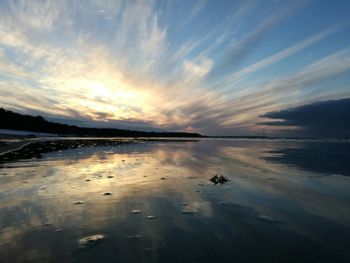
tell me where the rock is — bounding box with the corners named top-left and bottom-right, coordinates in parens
top-left (78, 234), bottom-right (105, 249)
top-left (73, 200), bottom-right (84, 204)
top-left (102, 192), bottom-right (112, 196)
top-left (131, 210), bottom-right (141, 214)
top-left (146, 216), bottom-right (155, 219)
top-left (210, 175), bottom-right (229, 185)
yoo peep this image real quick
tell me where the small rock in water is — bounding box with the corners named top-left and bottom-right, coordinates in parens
top-left (78, 234), bottom-right (105, 249)
top-left (43, 223), bottom-right (51, 227)
top-left (210, 175), bottom-right (229, 185)
top-left (131, 210), bottom-right (141, 214)
top-left (102, 192), bottom-right (112, 196)
top-left (146, 216), bottom-right (155, 219)
top-left (258, 215), bottom-right (275, 223)
top-left (85, 179), bottom-right (91, 182)
top-left (73, 200), bottom-right (84, 204)
top-left (107, 176), bottom-right (114, 178)
top-left (55, 228), bottom-right (63, 233)
top-left (160, 177), bottom-right (166, 180)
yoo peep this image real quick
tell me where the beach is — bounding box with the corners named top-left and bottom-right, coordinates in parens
top-left (0, 138), bottom-right (349, 263)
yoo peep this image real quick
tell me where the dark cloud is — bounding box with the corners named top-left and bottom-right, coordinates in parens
top-left (260, 98), bottom-right (350, 137)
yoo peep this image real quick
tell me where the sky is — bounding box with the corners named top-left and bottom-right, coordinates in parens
top-left (0, 0), bottom-right (350, 136)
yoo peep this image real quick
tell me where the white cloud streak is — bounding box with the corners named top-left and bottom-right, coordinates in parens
top-left (0, 0), bottom-right (349, 135)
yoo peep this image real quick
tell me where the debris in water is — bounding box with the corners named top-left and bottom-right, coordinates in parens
top-left (78, 234), bottom-right (105, 249)
top-left (73, 200), bottom-right (84, 204)
top-left (102, 192), bottom-right (112, 196)
top-left (146, 216), bottom-right (155, 219)
top-left (131, 210), bottom-right (141, 214)
top-left (210, 175), bottom-right (229, 185)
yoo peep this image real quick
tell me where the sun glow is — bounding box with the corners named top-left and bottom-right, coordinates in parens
top-left (88, 81), bottom-right (141, 100)
top-left (67, 79), bottom-right (153, 121)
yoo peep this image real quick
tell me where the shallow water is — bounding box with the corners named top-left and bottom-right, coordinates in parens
top-left (0, 139), bottom-right (350, 263)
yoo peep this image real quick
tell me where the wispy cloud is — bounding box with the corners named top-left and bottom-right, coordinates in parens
top-left (0, 0), bottom-right (349, 135)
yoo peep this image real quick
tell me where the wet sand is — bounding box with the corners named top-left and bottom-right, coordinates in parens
top-left (0, 138), bottom-right (33, 156)
top-left (0, 139), bottom-right (349, 263)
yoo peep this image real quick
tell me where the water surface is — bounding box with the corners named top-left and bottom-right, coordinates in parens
top-left (0, 139), bottom-right (349, 263)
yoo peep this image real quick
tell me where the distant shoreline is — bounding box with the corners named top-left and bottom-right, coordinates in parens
top-left (0, 108), bottom-right (203, 138)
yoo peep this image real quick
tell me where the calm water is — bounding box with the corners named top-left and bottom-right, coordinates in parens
top-left (0, 139), bottom-right (350, 263)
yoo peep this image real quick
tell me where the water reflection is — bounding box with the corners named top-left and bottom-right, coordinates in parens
top-left (264, 141), bottom-right (350, 176)
top-left (0, 139), bottom-right (349, 263)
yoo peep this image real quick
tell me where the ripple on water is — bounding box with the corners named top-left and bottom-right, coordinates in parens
top-left (258, 215), bottom-right (276, 223)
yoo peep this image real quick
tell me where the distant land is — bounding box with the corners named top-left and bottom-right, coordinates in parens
top-left (0, 108), bottom-right (202, 138)
top-left (1, 108), bottom-right (349, 140)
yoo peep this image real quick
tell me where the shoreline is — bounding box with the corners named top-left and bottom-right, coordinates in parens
top-left (0, 139), bottom-right (34, 156)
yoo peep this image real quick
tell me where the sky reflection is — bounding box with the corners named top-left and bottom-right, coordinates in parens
top-left (0, 139), bottom-right (350, 262)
